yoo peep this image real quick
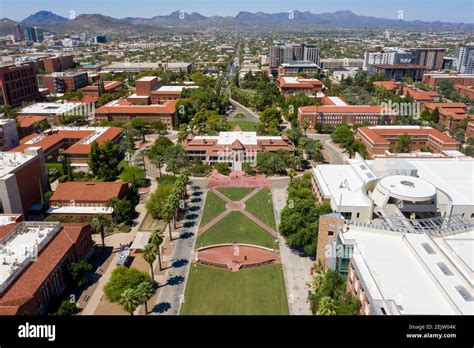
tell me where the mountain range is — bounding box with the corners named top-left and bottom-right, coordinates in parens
top-left (1, 10), bottom-right (473, 35)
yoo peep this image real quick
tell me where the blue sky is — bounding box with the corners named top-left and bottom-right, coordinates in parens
top-left (1, 0), bottom-right (473, 23)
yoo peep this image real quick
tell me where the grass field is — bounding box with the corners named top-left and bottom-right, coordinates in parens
top-left (199, 192), bottom-right (227, 227)
top-left (196, 211), bottom-right (276, 248)
top-left (229, 120), bottom-right (260, 132)
top-left (180, 263), bottom-right (289, 315)
top-left (217, 187), bottom-right (254, 201)
top-left (245, 188), bottom-right (277, 230)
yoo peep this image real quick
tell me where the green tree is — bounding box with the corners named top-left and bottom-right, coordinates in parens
top-left (164, 145), bottom-right (187, 176)
top-left (104, 267), bottom-right (151, 302)
top-left (318, 296), bottom-right (338, 315)
top-left (142, 243), bottom-right (157, 284)
top-left (56, 300), bottom-right (78, 315)
top-left (119, 288), bottom-right (140, 315)
top-left (90, 214), bottom-right (108, 252)
top-left (120, 166), bottom-right (146, 188)
top-left (149, 228), bottom-right (164, 270)
top-left (131, 117), bottom-right (149, 142)
top-left (394, 133), bottom-right (411, 153)
top-left (66, 261), bottom-right (93, 288)
top-left (134, 281), bottom-right (155, 315)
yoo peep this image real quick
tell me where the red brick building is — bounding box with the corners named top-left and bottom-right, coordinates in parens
top-left (12, 126), bottom-right (123, 165)
top-left (277, 76), bottom-right (324, 98)
top-left (454, 85), bottom-right (474, 100)
top-left (298, 105), bottom-right (397, 128)
top-left (43, 55), bottom-right (75, 73)
top-left (48, 181), bottom-right (130, 220)
top-left (403, 87), bottom-right (440, 103)
top-left (422, 72), bottom-right (474, 88)
top-left (16, 116), bottom-right (49, 138)
top-left (422, 102), bottom-right (472, 131)
top-left (0, 221), bottom-right (93, 315)
top-left (356, 126), bottom-right (459, 157)
top-left (94, 100), bottom-right (177, 128)
top-left (81, 80), bottom-right (123, 103)
top-left (42, 71), bottom-right (88, 94)
top-left (0, 63), bottom-right (40, 107)
top-left (0, 148), bottom-right (47, 216)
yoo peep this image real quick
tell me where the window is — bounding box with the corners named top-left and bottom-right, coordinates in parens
top-left (437, 262), bottom-right (454, 276)
top-left (356, 213), bottom-right (360, 218)
top-left (421, 243), bottom-right (436, 255)
top-left (455, 286), bottom-right (473, 302)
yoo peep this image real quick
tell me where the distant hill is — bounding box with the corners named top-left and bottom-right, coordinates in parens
top-left (21, 10), bottom-right (68, 26)
top-left (0, 9), bottom-right (471, 35)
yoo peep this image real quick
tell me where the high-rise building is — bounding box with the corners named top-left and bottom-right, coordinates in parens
top-left (42, 71), bottom-right (89, 94)
top-left (411, 48), bottom-right (446, 70)
top-left (268, 43), bottom-right (320, 74)
top-left (453, 44), bottom-right (474, 74)
top-left (0, 63), bottom-right (40, 107)
top-left (33, 27), bottom-right (44, 42)
top-left (14, 24), bottom-right (25, 42)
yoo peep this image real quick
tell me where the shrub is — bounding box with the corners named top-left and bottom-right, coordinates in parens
top-left (214, 162), bottom-right (230, 175)
top-left (56, 300), bottom-right (78, 315)
top-left (103, 267), bottom-right (151, 302)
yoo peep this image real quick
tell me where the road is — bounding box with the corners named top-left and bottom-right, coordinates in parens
top-left (307, 133), bottom-right (345, 164)
top-left (150, 185), bottom-right (205, 315)
top-left (228, 98), bottom-right (260, 122)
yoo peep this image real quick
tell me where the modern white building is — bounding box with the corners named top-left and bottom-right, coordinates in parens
top-left (312, 154), bottom-right (474, 223)
top-left (318, 213), bottom-right (473, 315)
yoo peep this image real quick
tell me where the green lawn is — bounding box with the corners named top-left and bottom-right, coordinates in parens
top-left (196, 211), bottom-right (276, 249)
top-left (229, 120), bottom-right (260, 132)
top-left (216, 187), bottom-right (254, 201)
top-left (199, 192), bottom-right (227, 227)
top-left (180, 263), bottom-right (289, 315)
top-left (245, 188), bottom-right (277, 230)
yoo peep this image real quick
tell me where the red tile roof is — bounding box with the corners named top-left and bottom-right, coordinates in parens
top-left (16, 116), bottom-right (48, 128)
top-left (299, 105), bottom-right (392, 114)
top-left (95, 100), bottom-right (176, 114)
top-left (13, 127), bottom-right (123, 155)
top-left (0, 223), bottom-right (89, 315)
top-left (50, 182), bottom-right (128, 203)
top-left (357, 126), bottom-right (459, 145)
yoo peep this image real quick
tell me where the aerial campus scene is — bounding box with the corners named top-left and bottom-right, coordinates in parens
top-left (0, 0), bottom-right (472, 346)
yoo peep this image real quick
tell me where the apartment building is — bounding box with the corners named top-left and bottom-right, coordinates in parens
top-left (42, 71), bottom-right (89, 94)
top-left (43, 55), bottom-right (75, 73)
top-left (48, 182), bottom-right (130, 220)
top-left (0, 118), bottom-right (19, 150)
top-left (0, 221), bottom-right (93, 315)
top-left (278, 61), bottom-right (320, 77)
top-left (356, 126), bottom-right (459, 157)
top-left (0, 63), bottom-right (40, 107)
top-left (0, 148), bottom-right (47, 216)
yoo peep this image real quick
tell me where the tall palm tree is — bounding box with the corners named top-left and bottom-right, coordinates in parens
top-left (149, 228), bottom-right (164, 270)
top-left (161, 203), bottom-right (174, 241)
top-left (142, 243), bottom-right (157, 283)
top-left (135, 281), bottom-right (155, 315)
top-left (119, 288), bottom-right (139, 316)
top-left (106, 198), bottom-right (122, 228)
top-left (318, 296), bottom-right (338, 315)
top-left (90, 214), bottom-right (108, 253)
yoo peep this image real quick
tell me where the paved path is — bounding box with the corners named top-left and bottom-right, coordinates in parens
top-left (272, 188), bottom-right (313, 315)
top-left (307, 133), bottom-right (345, 164)
top-left (229, 98), bottom-right (260, 121)
top-left (150, 186), bottom-right (205, 315)
top-left (199, 188), bottom-right (278, 237)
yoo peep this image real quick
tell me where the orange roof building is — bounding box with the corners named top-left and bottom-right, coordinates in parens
top-left (48, 182), bottom-right (130, 220)
top-left (277, 76), bottom-right (324, 98)
top-left (404, 87), bottom-right (440, 102)
top-left (12, 126), bottom-right (123, 165)
top-left (422, 102), bottom-right (473, 131)
top-left (81, 80), bottom-right (123, 103)
top-left (0, 222), bottom-right (93, 315)
top-left (298, 104), bottom-right (398, 128)
top-left (356, 126), bottom-right (460, 157)
top-left (183, 127), bottom-right (295, 172)
top-left (94, 99), bottom-right (177, 128)
top-left (372, 80), bottom-right (401, 93)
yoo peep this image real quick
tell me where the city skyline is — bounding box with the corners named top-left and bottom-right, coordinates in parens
top-left (1, 0), bottom-right (473, 23)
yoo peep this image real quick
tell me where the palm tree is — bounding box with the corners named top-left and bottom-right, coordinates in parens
top-left (106, 198), bottom-right (122, 228)
top-left (149, 228), bottom-right (164, 270)
top-left (135, 281), bottom-right (155, 314)
top-left (318, 296), bottom-right (338, 315)
top-left (288, 169), bottom-right (296, 182)
top-left (90, 214), bottom-right (108, 253)
top-left (142, 243), bottom-right (157, 283)
top-left (161, 203), bottom-right (175, 241)
top-left (119, 288), bottom-right (139, 315)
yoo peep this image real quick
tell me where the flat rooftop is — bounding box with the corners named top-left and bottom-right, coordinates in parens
top-left (0, 222), bottom-right (61, 294)
top-left (194, 132), bottom-right (283, 146)
top-left (342, 227), bottom-right (474, 314)
top-left (0, 151), bottom-right (37, 179)
top-left (19, 102), bottom-right (86, 116)
top-left (312, 165), bottom-right (371, 208)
